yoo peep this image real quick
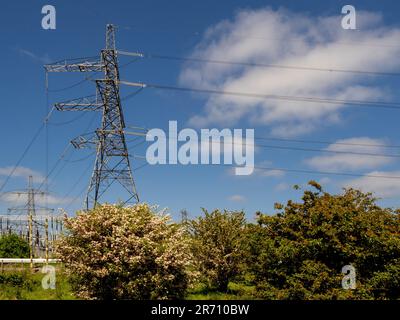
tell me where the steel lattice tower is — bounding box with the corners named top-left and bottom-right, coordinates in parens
top-left (45, 24), bottom-right (139, 210)
top-left (1, 176), bottom-right (60, 258)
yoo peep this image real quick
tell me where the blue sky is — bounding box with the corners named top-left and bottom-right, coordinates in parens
top-left (1, 0), bottom-right (400, 221)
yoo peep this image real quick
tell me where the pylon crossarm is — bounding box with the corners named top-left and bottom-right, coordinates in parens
top-left (7, 207), bottom-right (54, 213)
top-left (45, 58), bottom-right (104, 73)
top-left (55, 95), bottom-right (103, 111)
top-left (117, 50), bottom-right (145, 58)
top-left (124, 131), bottom-right (148, 137)
top-left (71, 135), bottom-right (99, 149)
top-left (95, 129), bottom-right (145, 137)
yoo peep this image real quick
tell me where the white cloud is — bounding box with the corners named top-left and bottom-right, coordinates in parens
top-left (18, 48), bottom-right (51, 64)
top-left (227, 160), bottom-right (285, 178)
top-left (319, 177), bottom-right (332, 185)
top-left (260, 168), bottom-right (285, 177)
top-left (180, 8), bottom-right (400, 136)
top-left (275, 182), bottom-right (289, 191)
top-left (305, 137), bottom-right (393, 171)
top-left (256, 160), bottom-right (285, 177)
top-left (343, 171), bottom-right (400, 198)
top-left (0, 192), bottom-right (71, 206)
top-left (228, 194), bottom-right (246, 202)
top-left (0, 166), bottom-right (46, 183)
top-left (306, 137), bottom-right (394, 170)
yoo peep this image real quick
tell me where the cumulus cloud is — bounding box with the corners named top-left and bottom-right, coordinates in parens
top-left (343, 171), bottom-right (400, 198)
top-left (227, 160), bottom-right (285, 178)
top-left (275, 182), bottom-right (289, 191)
top-left (305, 137), bottom-right (393, 171)
top-left (0, 192), bottom-right (71, 206)
top-left (255, 160), bottom-right (285, 177)
top-left (260, 168), bottom-right (285, 177)
top-left (319, 177), bottom-right (332, 185)
top-left (228, 194), bottom-right (246, 202)
top-left (179, 8), bottom-right (400, 136)
top-left (0, 166), bottom-right (46, 183)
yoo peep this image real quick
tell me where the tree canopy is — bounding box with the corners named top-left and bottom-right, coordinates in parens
top-left (249, 181), bottom-right (400, 299)
top-left (0, 234), bottom-right (30, 258)
top-left (56, 182), bottom-right (400, 300)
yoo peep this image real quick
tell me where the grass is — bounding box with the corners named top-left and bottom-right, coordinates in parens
top-left (186, 281), bottom-right (257, 300)
top-left (0, 265), bottom-right (75, 300)
top-left (0, 267), bottom-right (256, 300)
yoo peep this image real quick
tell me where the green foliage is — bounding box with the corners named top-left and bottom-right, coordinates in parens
top-left (368, 259), bottom-right (400, 299)
top-left (186, 280), bottom-right (255, 300)
top-left (189, 209), bottom-right (247, 292)
top-left (250, 182), bottom-right (400, 300)
top-left (0, 267), bottom-right (74, 300)
top-left (0, 234), bottom-right (30, 258)
top-left (0, 273), bottom-right (27, 287)
top-left (0, 184), bottom-right (394, 301)
top-left (57, 204), bottom-right (193, 300)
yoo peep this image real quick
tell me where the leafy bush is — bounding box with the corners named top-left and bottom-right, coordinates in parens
top-left (250, 181), bottom-right (400, 300)
top-left (0, 234), bottom-right (30, 258)
top-left (0, 273), bottom-right (25, 286)
top-left (190, 209), bottom-right (247, 292)
top-left (57, 204), bottom-right (193, 300)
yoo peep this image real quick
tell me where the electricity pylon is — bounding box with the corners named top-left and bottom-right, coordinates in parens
top-left (45, 24), bottom-right (139, 210)
top-left (4, 176), bottom-right (56, 259)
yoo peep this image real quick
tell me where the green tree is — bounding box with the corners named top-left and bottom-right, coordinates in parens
top-left (190, 209), bottom-right (247, 292)
top-left (250, 181), bottom-right (400, 299)
top-left (0, 234), bottom-right (30, 258)
top-left (57, 204), bottom-right (193, 300)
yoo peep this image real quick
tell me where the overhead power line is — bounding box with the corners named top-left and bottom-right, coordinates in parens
top-left (252, 143), bottom-right (400, 158)
top-left (48, 77), bottom-right (93, 93)
top-left (128, 156), bottom-right (400, 180)
top-left (246, 164), bottom-right (400, 180)
top-left (118, 50), bottom-right (400, 77)
top-left (60, 160), bottom-right (94, 208)
top-left (118, 123), bottom-right (400, 150)
top-left (253, 136), bottom-right (400, 150)
top-left (0, 124), bottom-right (44, 194)
top-left (120, 80), bottom-right (400, 110)
top-left (0, 106), bottom-right (58, 195)
top-left (118, 28), bottom-right (400, 49)
top-left (37, 143), bottom-right (73, 192)
top-left (130, 134), bottom-right (400, 158)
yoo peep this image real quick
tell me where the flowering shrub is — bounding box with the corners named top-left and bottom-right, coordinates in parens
top-left (57, 204), bottom-right (193, 299)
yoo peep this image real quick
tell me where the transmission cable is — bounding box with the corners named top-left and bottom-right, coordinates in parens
top-left (0, 106), bottom-right (56, 194)
top-left (120, 80), bottom-right (400, 110)
top-left (119, 50), bottom-right (400, 77)
top-left (130, 156), bottom-right (400, 181)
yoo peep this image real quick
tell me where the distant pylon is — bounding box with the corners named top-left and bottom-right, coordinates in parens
top-left (4, 176), bottom-right (56, 258)
top-left (45, 24), bottom-right (139, 210)
top-left (180, 209), bottom-right (189, 224)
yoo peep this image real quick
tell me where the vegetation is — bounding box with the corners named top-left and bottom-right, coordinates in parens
top-left (189, 209), bottom-right (247, 292)
top-left (1, 182), bottom-right (399, 300)
top-left (0, 267), bottom-right (74, 300)
top-left (0, 234), bottom-right (30, 258)
top-left (56, 204), bottom-right (193, 299)
top-left (249, 181), bottom-right (400, 299)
